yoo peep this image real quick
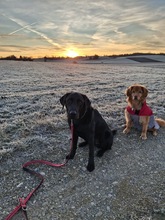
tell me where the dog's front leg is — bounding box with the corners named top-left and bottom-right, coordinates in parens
top-left (123, 109), bottom-right (132, 134)
top-left (87, 142), bottom-right (95, 172)
top-left (139, 116), bottom-right (150, 140)
top-left (66, 131), bottom-right (78, 159)
top-left (87, 122), bottom-right (95, 172)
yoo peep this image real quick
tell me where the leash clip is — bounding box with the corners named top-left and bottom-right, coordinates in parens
top-left (19, 198), bottom-right (27, 211)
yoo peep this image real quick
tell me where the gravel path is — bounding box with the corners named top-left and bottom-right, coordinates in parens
top-left (0, 60), bottom-right (165, 220)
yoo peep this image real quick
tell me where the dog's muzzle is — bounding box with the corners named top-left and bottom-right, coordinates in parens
top-left (69, 110), bottom-right (77, 119)
top-left (133, 96), bottom-right (138, 100)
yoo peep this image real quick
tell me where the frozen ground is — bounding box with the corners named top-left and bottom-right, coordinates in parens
top-left (0, 60), bottom-right (165, 219)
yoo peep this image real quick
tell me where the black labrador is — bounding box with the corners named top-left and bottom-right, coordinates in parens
top-left (60, 92), bottom-right (116, 172)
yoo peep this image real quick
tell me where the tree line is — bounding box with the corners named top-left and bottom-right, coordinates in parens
top-left (0, 55), bottom-right (33, 61)
top-left (0, 53), bottom-right (164, 61)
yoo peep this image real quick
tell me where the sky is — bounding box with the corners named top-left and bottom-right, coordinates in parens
top-left (0, 0), bottom-right (165, 58)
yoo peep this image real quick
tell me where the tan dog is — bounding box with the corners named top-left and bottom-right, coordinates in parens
top-left (123, 84), bottom-right (165, 139)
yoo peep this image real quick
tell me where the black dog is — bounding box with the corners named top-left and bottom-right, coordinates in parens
top-left (60, 92), bottom-right (116, 172)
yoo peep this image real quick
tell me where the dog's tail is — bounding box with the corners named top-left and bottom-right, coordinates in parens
top-left (155, 118), bottom-right (165, 127)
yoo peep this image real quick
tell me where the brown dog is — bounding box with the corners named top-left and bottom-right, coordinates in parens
top-left (123, 84), bottom-right (165, 139)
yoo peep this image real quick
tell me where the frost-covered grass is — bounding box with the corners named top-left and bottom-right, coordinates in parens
top-left (0, 60), bottom-right (164, 155)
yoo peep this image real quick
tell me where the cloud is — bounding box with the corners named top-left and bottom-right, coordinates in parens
top-left (9, 22), bottom-right (37, 35)
top-left (1, 13), bottom-right (61, 49)
top-left (0, 0), bottom-right (165, 56)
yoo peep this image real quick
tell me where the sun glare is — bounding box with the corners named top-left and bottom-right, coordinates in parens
top-left (66, 50), bottom-right (79, 58)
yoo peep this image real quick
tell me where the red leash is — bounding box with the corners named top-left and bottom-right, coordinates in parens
top-left (4, 120), bottom-right (74, 220)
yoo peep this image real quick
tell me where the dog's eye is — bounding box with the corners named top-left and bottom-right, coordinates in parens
top-left (66, 99), bottom-right (72, 105)
top-left (78, 100), bottom-right (83, 105)
top-left (139, 91), bottom-right (142, 93)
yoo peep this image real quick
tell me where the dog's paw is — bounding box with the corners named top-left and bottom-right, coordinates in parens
top-left (79, 141), bottom-right (88, 147)
top-left (140, 134), bottom-right (147, 140)
top-left (152, 130), bottom-right (157, 136)
top-left (96, 149), bottom-right (104, 157)
top-left (87, 163), bottom-right (95, 172)
top-left (123, 128), bottom-right (130, 134)
top-left (66, 153), bottom-right (74, 160)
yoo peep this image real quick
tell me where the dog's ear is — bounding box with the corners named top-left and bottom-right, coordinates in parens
top-left (141, 86), bottom-right (148, 98)
top-left (60, 93), bottom-right (71, 108)
top-left (82, 94), bottom-right (91, 108)
top-left (125, 86), bottom-right (132, 97)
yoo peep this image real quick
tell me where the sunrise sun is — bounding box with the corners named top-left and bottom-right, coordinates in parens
top-left (66, 50), bottom-right (79, 58)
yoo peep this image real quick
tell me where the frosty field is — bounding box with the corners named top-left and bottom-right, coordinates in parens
top-left (0, 60), bottom-right (165, 219)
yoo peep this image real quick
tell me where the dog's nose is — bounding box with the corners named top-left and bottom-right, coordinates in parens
top-left (134, 96), bottom-right (138, 100)
top-left (69, 110), bottom-right (77, 119)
